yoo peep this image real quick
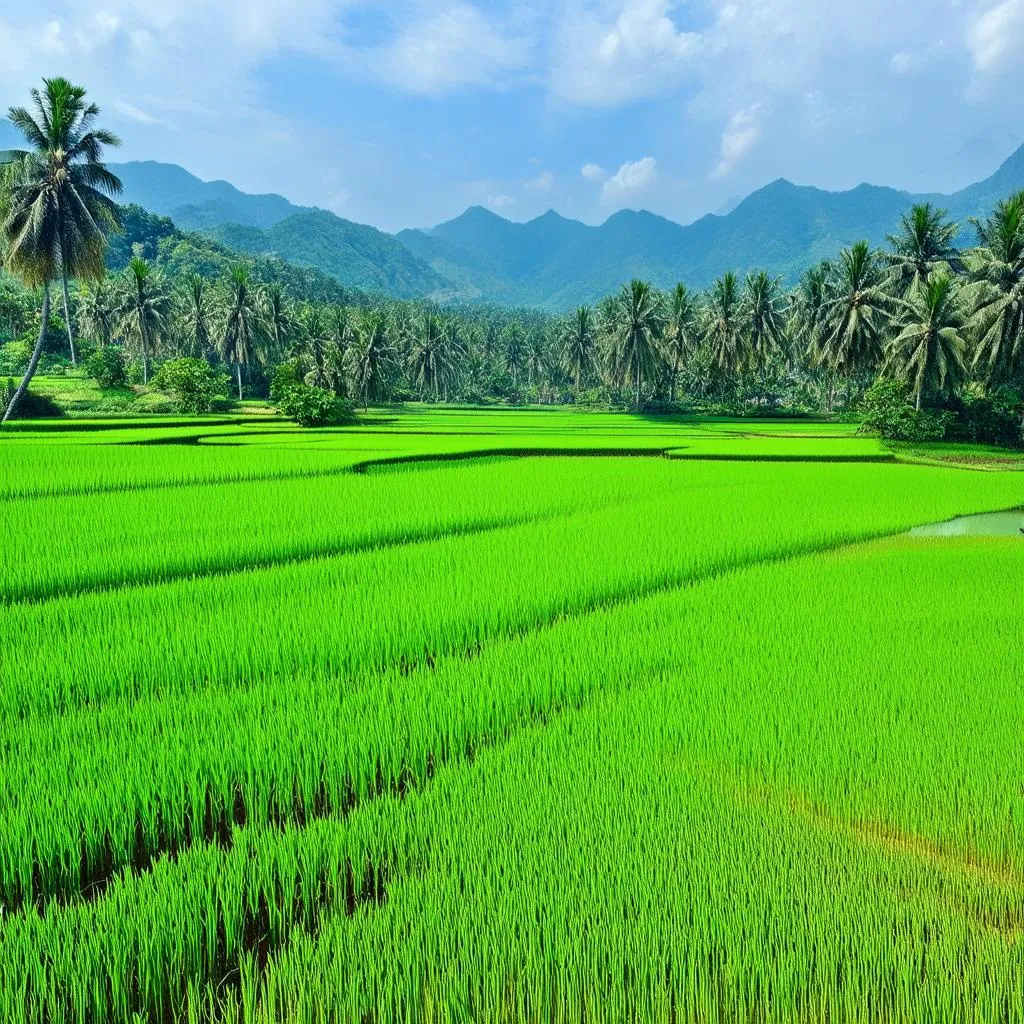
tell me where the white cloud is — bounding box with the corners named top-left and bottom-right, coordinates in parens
top-left (581, 162), bottom-right (606, 180)
top-left (526, 170), bottom-right (554, 190)
top-left (709, 105), bottom-right (762, 180)
top-left (968, 0), bottom-right (1024, 75)
top-left (486, 192), bottom-right (515, 210)
top-left (359, 3), bottom-right (532, 96)
top-left (551, 0), bottom-right (700, 106)
top-left (113, 101), bottom-right (164, 126)
top-left (601, 156), bottom-right (656, 200)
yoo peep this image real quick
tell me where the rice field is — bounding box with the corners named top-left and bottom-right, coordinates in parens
top-left (1, 408), bottom-right (1021, 1024)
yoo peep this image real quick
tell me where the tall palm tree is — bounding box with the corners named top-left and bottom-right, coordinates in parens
top-left (884, 203), bottom-right (960, 297)
top-left (560, 306), bottom-right (597, 394)
top-left (501, 321), bottom-right (527, 384)
top-left (262, 283), bottom-right (293, 358)
top-left (408, 313), bottom-right (451, 401)
top-left (297, 305), bottom-right (333, 389)
top-left (740, 271), bottom-right (786, 370)
top-left (703, 272), bottom-right (746, 374)
top-left (349, 309), bottom-right (395, 408)
top-left (813, 241), bottom-right (896, 376)
top-left (790, 261), bottom-right (838, 410)
top-left (2, 78), bottom-right (121, 422)
top-left (606, 278), bottom-right (666, 410)
top-left (525, 330), bottom-right (548, 388)
top-left (115, 256), bottom-right (169, 384)
top-left (963, 192), bottom-right (1024, 390)
top-left (77, 279), bottom-right (115, 348)
top-left (661, 284), bottom-right (699, 404)
top-left (219, 264), bottom-right (266, 400)
top-left (174, 273), bottom-right (211, 358)
top-left (884, 273), bottom-right (968, 411)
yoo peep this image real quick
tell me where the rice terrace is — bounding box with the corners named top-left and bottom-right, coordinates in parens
top-left (0, 408), bottom-right (1022, 1023)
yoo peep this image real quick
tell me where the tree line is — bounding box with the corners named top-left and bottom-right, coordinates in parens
top-left (2, 78), bottom-right (1022, 441)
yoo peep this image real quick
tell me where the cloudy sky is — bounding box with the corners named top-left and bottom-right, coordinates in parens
top-left (2, 0), bottom-right (1023, 232)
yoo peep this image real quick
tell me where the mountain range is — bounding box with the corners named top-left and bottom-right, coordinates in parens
top-left (3, 117), bottom-right (1024, 310)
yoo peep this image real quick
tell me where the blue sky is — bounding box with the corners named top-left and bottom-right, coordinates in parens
top-left (2, 1), bottom-right (1023, 232)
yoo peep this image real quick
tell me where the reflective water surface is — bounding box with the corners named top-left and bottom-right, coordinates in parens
top-left (910, 509), bottom-right (1024, 537)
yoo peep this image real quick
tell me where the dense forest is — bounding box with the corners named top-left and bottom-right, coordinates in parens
top-left (1, 79), bottom-right (1022, 442)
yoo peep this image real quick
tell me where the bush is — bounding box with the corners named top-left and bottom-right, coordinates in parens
top-left (85, 347), bottom-right (127, 388)
top-left (152, 358), bottom-right (228, 414)
top-left (277, 384), bottom-right (355, 427)
top-left (859, 377), bottom-right (951, 442)
top-left (270, 360), bottom-right (303, 403)
top-left (944, 387), bottom-right (1023, 447)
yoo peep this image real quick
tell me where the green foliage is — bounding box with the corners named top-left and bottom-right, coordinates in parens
top-left (277, 383), bottom-right (354, 427)
top-left (151, 357), bottom-right (227, 414)
top-left (85, 345), bottom-right (126, 388)
top-left (859, 376), bottom-right (951, 441)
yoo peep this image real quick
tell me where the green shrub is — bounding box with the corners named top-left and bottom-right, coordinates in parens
top-left (85, 347), bottom-right (127, 388)
top-left (859, 377), bottom-right (951, 442)
top-left (278, 384), bottom-right (355, 427)
top-left (152, 358), bottom-right (228, 414)
top-left (270, 360), bottom-right (303, 403)
top-left (1, 378), bottom-right (63, 419)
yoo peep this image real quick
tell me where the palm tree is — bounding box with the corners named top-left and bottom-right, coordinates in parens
top-left (297, 305), bottom-right (333, 390)
top-left (813, 241), bottom-right (896, 377)
top-left (408, 313), bottom-right (450, 400)
top-left (661, 284), bottom-right (699, 404)
top-left (115, 256), bottom-right (169, 384)
top-left (501, 321), bottom-right (527, 384)
top-left (740, 271), bottom-right (786, 369)
top-left (704, 272), bottom-right (746, 374)
top-left (963, 192), bottom-right (1024, 391)
top-left (262, 283), bottom-right (293, 358)
top-left (219, 264), bottom-right (266, 400)
top-left (606, 279), bottom-right (666, 410)
top-left (790, 261), bottom-right (838, 410)
top-left (174, 273), bottom-right (211, 358)
top-left (349, 309), bottom-right (395, 408)
top-left (525, 330), bottom-right (548, 388)
top-left (884, 274), bottom-right (968, 411)
top-left (3, 78), bottom-right (122, 367)
top-left (560, 306), bottom-right (597, 394)
top-left (77, 279), bottom-right (115, 348)
top-left (2, 78), bottom-right (121, 422)
top-left (884, 203), bottom-right (960, 297)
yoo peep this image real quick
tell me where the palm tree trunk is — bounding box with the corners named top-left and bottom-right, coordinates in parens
top-left (141, 329), bottom-right (149, 386)
top-left (61, 273), bottom-right (77, 366)
top-left (3, 284), bottom-right (50, 425)
top-left (635, 361), bottom-right (641, 411)
top-left (670, 353), bottom-right (679, 404)
top-left (237, 363), bottom-right (243, 401)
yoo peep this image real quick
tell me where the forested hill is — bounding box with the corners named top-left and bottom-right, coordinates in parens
top-left (404, 143), bottom-right (1024, 308)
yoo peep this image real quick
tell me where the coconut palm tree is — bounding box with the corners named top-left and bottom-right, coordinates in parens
top-left (963, 192), bottom-right (1024, 391)
top-left (814, 241), bottom-right (897, 376)
top-left (525, 330), bottom-right (548, 389)
top-left (704, 272), bottom-right (746, 374)
top-left (884, 273), bottom-right (968, 411)
top-left (262, 283), bottom-right (293, 358)
top-left (560, 306), bottom-right (597, 394)
top-left (77, 278), bottom-right (115, 348)
top-left (790, 261), bottom-right (838, 410)
top-left (884, 203), bottom-right (960, 297)
top-left (661, 284), bottom-right (700, 404)
top-left (741, 271), bottom-right (786, 370)
top-left (408, 313), bottom-right (450, 401)
top-left (219, 264), bottom-right (266, 400)
top-left (501, 321), bottom-right (527, 385)
top-left (3, 78), bottom-right (122, 367)
top-left (115, 256), bottom-right (169, 384)
top-left (2, 78), bottom-right (121, 422)
top-left (349, 309), bottom-right (395, 408)
top-left (174, 273), bottom-right (211, 358)
top-left (297, 305), bottom-right (333, 390)
top-left (606, 279), bottom-right (666, 410)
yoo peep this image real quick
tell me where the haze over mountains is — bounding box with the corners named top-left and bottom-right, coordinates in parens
top-left (3, 118), bottom-right (1023, 310)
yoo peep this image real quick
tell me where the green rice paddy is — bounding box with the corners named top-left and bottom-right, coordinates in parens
top-left (0, 408), bottom-right (1021, 1023)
